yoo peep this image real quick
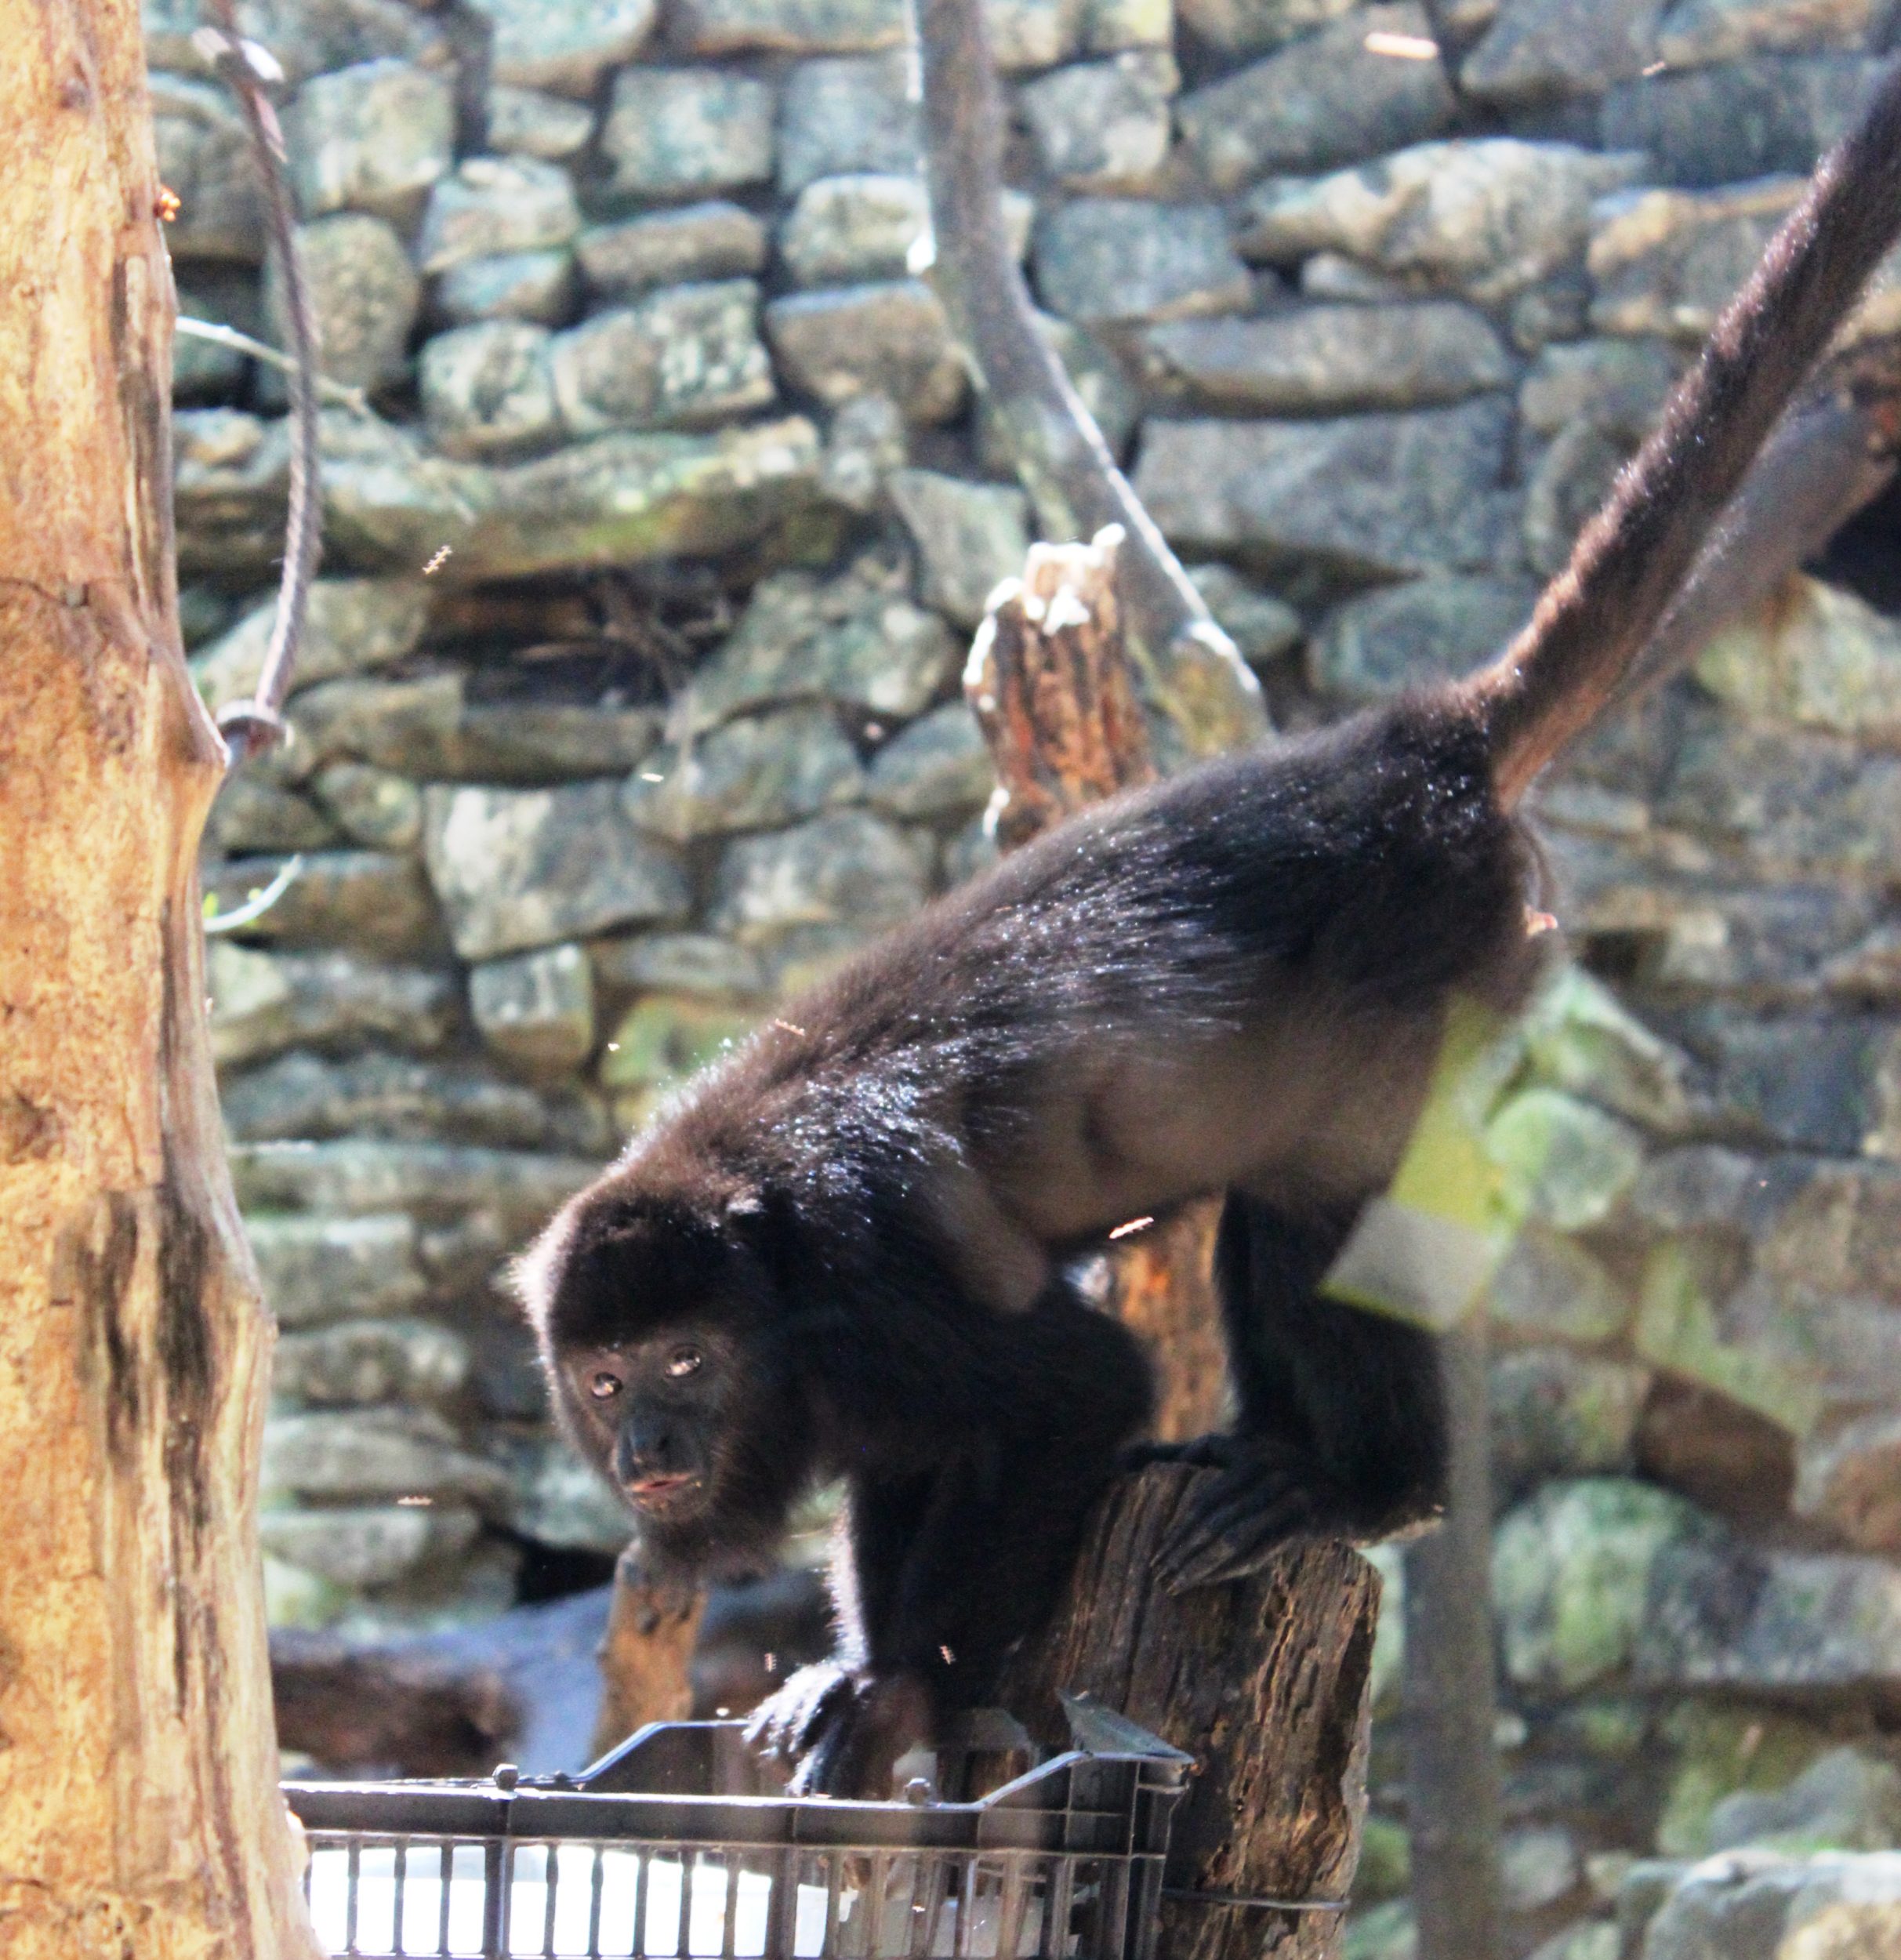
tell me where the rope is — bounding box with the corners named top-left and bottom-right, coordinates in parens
top-left (191, 5), bottom-right (324, 768)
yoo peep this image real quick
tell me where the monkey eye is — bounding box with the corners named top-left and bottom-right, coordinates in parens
top-left (588, 1370), bottom-right (623, 1400)
top-left (665, 1346), bottom-right (703, 1379)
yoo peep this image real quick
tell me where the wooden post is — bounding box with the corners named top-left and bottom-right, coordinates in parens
top-left (1002, 1469), bottom-right (1376, 1960)
top-left (974, 537), bottom-right (1375, 1956)
top-left (967, 531), bottom-right (1229, 1439)
top-left (0, 5), bottom-right (321, 1955)
top-left (590, 1548), bottom-right (706, 1755)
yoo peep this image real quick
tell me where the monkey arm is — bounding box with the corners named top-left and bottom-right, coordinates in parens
top-left (749, 1288), bottom-right (1151, 1796)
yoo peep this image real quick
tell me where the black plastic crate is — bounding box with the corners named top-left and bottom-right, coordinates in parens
top-left (285, 1694), bottom-right (1191, 1960)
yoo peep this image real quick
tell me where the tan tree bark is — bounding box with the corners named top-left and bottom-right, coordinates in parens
top-left (0, 6), bottom-right (321, 1955)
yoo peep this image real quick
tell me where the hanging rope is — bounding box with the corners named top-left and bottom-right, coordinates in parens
top-left (191, 2), bottom-right (323, 768)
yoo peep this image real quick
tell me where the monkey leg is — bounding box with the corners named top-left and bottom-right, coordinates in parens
top-left (1154, 1192), bottom-right (1449, 1592)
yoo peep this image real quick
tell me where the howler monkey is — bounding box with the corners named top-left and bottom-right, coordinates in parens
top-left (518, 64), bottom-right (1901, 1797)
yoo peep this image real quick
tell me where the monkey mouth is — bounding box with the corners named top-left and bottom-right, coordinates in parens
top-left (626, 1472), bottom-right (702, 1508)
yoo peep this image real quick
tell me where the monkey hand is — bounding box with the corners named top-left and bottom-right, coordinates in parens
top-left (745, 1661), bottom-right (933, 1798)
top-left (1152, 1434), bottom-right (1334, 1593)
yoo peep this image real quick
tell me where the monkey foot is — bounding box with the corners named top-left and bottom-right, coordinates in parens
top-left (744, 1661), bottom-right (932, 1798)
top-left (1151, 1435), bottom-right (1339, 1594)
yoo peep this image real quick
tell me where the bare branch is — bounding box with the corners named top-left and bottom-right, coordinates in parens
top-left (916, 0), bottom-right (1268, 761)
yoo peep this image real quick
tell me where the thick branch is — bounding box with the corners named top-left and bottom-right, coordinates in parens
top-left (916, 0), bottom-right (1267, 761)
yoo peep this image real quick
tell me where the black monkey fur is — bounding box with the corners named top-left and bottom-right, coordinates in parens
top-left (518, 60), bottom-right (1901, 1796)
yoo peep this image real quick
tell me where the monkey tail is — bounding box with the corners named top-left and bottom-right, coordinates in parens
top-left (1460, 56), bottom-right (1901, 810)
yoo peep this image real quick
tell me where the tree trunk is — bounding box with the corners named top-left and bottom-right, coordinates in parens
top-left (0, 9), bottom-right (320, 1956)
top-left (1001, 1465), bottom-right (1377, 1960)
top-left (967, 532), bottom-right (1228, 1438)
top-left (591, 1548), bottom-right (706, 1755)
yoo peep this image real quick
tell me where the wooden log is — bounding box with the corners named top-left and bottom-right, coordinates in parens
top-left (967, 528), bottom-right (1228, 1440)
top-left (0, 4), bottom-right (320, 1951)
top-left (591, 1548), bottom-right (706, 1755)
top-left (1001, 1465), bottom-right (1378, 1960)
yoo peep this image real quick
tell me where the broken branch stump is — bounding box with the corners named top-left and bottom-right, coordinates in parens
top-left (1002, 1465), bottom-right (1379, 1960)
top-left (591, 1546), bottom-right (707, 1755)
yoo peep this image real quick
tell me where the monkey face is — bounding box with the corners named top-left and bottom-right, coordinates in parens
top-left (564, 1325), bottom-right (745, 1521)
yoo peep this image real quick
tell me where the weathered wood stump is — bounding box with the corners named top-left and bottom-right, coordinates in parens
top-left (1003, 1467), bottom-right (1377, 1960)
top-left (591, 1548), bottom-right (706, 1754)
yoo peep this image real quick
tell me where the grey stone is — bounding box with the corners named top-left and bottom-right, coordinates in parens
top-left (423, 780), bottom-right (689, 961)
top-left (274, 1319), bottom-right (471, 1408)
top-left (221, 1050), bottom-right (609, 1154)
top-left (1340, 1900), bottom-right (1417, 1960)
top-left (1493, 1478), bottom-right (1717, 1692)
top-left (1185, 564), bottom-right (1301, 666)
top-left (1585, 179), bottom-right (1901, 343)
top-left (146, 0), bottom-right (443, 86)
top-left (152, 74), bottom-right (266, 261)
top-left (1797, 1415), bottom-right (1901, 1553)
top-left (1463, 0), bottom-right (1667, 104)
top-left (492, 1436), bottom-right (635, 1553)
top-left (1519, 336), bottom-right (1682, 437)
top-left (887, 470), bottom-right (1032, 627)
top-left (944, 813), bottom-right (1002, 886)
top-left (778, 174), bottom-right (929, 287)
top-left (1487, 1225), bottom-right (1634, 1346)
top-left (321, 410), bottom-right (822, 581)
top-left (1638, 1535), bottom-right (1901, 1696)
top-left (1174, 0), bottom-right (1357, 54)
top-left (1489, 1348), bottom-right (1649, 1494)
top-left (1034, 200), bottom-right (1251, 325)
top-left (288, 59), bottom-right (455, 221)
top-left (1238, 140), bottom-right (1643, 303)
top-left (420, 321), bottom-right (561, 459)
top-left (206, 779), bottom-right (341, 856)
top-left (263, 1410), bottom-right (512, 1510)
top-left (1488, 1086), bottom-right (1646, 1230)
top-left (578, 205), bottom-right (769, 299)
top-left (1601, 54), bottom-right (1885, 190)
top-left (265, 213), bottom-right (419, 395)
top-left (1525, 419), bottom-right (1630, 577)
top-left (1312, 575), bottom-right (1535, 698)
top-left (603, 67), bottom-right (776, 198)
top-left (1178, 6), bottom-right (1455, 187)
top-left (1520, 964), bottom-right (1696, 1133)
top-left (488, 84), bottom-right (597, 160)
top-left (690, 561), bottom-right (958, 727)
top-left (866, 703), bottom-right (995, 818)
top-left (1144, 302), bottom-right (1512, 414)
top-left (417, 157), bottom-right (582, 275)
top-left (765, 282), bottom-right (967, 422)
top-left (230, 1140), bottom-right (599, 1229)
top-left (1696, 1008), bottom-right (1891, 1154)
top-left (203, 851), bottom-right (441, 960)
top-left (208, 942), bottom-right (454, 1066)
top-left (1658, 0), bottom-right (1877, 66)
top-left (308, 763), bottom-right (421, 854)
top-left (1500, 1828), bottom-right (1583, 1915)
top-left (434, 252), bottom-right (577, 328)
top-left (673, 0), bottom-right (906, 53)
top-left (246, 1211), bottom-right (429, 1327)
top-left (1507, 270), bottom-right (1594, 349)
top-left (776, 53), bottom-right (918, 196)
top-left (1708, 1747), bottom-right (1901, 1856)
top-left (485, 0), bottom-right (657, 96)
top-left (1134, 400), bottom-right (1523, 579)
top-left (1695, 573), bottom-right (1901, 745)
top-left (179, 586), bottom-right (241, 650)
top-left (192, 577), bottom-right (430, 706)
top-left (822, 390), bottom-right (910, 509)
top-left (1019, 52), bottom-right (1177, 191)
top-left (550, 281), bottom-right (775, 436)
top-left (470, 943), bottom-right (597, 1078)
top-left (624, 707), bottom-right (866, 840)
top-left (259, 1502), bottom-right (482, 1589)
top-left (710, 811), bottom-right (931, 946)
top-left (591, 932), bottom-right (767, 999)
top-left (1641, 1851), bottom-right (1901, 1960)
top-left (599, 994), bottom-right (760, 1099)
top-left (1028, 314), bottom-right (1141, 459)
top-left (174, 409), bottom-right (289, 575)
top-left (292, 670), bottom-right (662, 788)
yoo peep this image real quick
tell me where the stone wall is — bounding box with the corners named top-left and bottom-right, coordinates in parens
top-left (151, 0), bottom-right (1901, 1951)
